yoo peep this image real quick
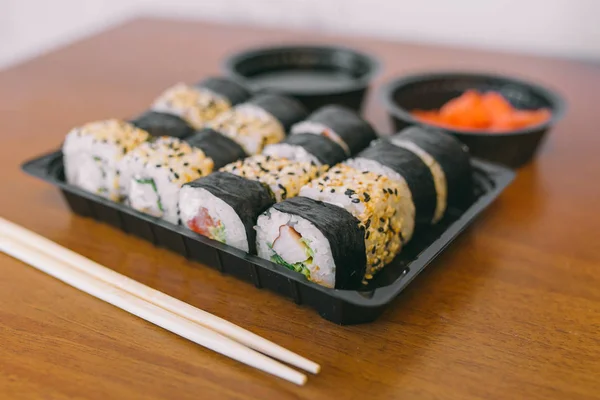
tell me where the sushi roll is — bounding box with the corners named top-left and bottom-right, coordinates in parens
top-left (296, 164), bottom-right (412, 280)
top-left (209, 94), bottom-right (308, 155)
top-left (219, 155), bottom-right (326, 202)
top-left (129, 111), bottom-right (195, 139)
top-left (390, 126), bottom-right (472, 222)
top-left (262, 133), bottom-right (348, 166)
top-left (62, 119), bottom-right (150, 201)
top-left (255, 197), bottom-right (366, 288)
top-left (151, 77), bottom-right (251, 130)
top-left (179, 172), bottom-right (275, 253)
top-left (120, 136), bottom-right (213, 223)
top-left (290, 105), bottom-right (377, 156)
top-left (346, 138), bottom-right (436, 230)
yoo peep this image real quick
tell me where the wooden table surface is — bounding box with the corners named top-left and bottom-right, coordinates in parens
top-left (1, 18), bottom-right (599, 400)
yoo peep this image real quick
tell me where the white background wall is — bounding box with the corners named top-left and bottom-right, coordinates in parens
top-left (1, 0), bottom-right (598, 69)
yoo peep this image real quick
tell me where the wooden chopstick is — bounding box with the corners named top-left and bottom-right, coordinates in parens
top-left (0, 232), bottom-right (307, 385)
top-left (0, 217), bottom-right (319, 375)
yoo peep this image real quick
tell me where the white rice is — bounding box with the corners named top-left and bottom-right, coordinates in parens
top-left (129, 165), bottom-right (181, 224)
top-left (179, 185), bottom-right (249, 252)
top-left (256, 208), bottom-right (336, 288)
top-left (63, 133), bottom-right (122, 201)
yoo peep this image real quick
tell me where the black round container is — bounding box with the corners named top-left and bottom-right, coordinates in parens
top-left (379, 72), bottom-right (566, 168)
top-left (222, 45), bottom-right (380, 112)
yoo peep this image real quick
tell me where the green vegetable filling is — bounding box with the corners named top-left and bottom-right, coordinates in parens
top-left (134, 178), bottom-right (164, 212)
top-left (270, 253), bottom-right (312, 279)
top-left (208, 224), bottom-right (226, 243)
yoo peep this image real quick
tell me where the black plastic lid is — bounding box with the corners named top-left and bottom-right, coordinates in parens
top-left (129, 111), bottom-right (195, 139)
top-left (301, 105), bottom-right (377, 155)
top-left (247, 94), bottom-right (309, 131)
top-left (195, 77), bottom-right (252, 106)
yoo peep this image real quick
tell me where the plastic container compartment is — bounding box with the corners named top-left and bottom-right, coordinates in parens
top-left (22, 151), bottom-right (515, 325)
top-left (379, 72), bottom-right (566, 168)
top-left (222, 45), bottom-right (380, 113)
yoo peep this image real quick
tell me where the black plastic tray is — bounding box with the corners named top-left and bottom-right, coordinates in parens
top-left (22, 151), bottom-right (515, 325)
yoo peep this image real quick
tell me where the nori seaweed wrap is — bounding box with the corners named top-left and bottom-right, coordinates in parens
top-left (185, 128), bottom-right (247, 170)
top-left (195, 77), bottom-right (252, 106)
top-left (291, 105), bottom-right (377, 156)
top-left (129, 111), bottom-right (195, 139)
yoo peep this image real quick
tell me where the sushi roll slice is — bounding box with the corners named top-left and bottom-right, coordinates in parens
top-left (219, 155), bottom-right (326, 202)
top-left (62, 119), bottom-right (150, 201)
top-left (390, 126), bottom-right (472, 222)
top-left (129, 111), bottom-right (195, 139)
top-left (120, 136), bottom-right (213, 223)
top-left (151, 77), bottom-right (251, 130)
top-left (179, 172), bottom-right (275, 253)
top-left (209, 94), bottom-right (308, 155)
top-left (290, 105), bottom-right (377, 156)
top-left (255, 197), bottom-right (366, 288)
top-left (298, 164), bottom-right (411, 280)
top-left (262, 133), bottom-right (348, 166)
top-left (346, 138), bottom-right (436, 230)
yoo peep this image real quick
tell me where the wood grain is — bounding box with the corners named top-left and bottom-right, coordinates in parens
top-left (1, 18), bottom-right (599, 400)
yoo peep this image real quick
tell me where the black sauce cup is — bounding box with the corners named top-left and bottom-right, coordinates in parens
top-left (380, 72), bottom-right (566, 168)
top-left (223, 45), bottom-right (380, 112)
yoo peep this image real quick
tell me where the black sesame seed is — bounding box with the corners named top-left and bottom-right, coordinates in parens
top-left (183, 162), bottom-right (189, 167)
top-left (122, 148), bottom-right (127, 154)
top-left (287, 172), bottom-right (295, 175)
top-left (330, 188), bottom-right (335, 193)
top-left (382, 189), bottom-right (387, 195)
top-left (365, 219), bottom-right (371, 229)
top-left (335, 170), bottom-right (342, 174)
top-left (378, 227), bottom-right (384, 232)
top-left (362, 170), bottom-right (370, 174)
top-left (345, 189), bottom-right (355, 196)
top-left (323, 176), bottom-right (329, 181)
top-left (371, 247), bottom-right (376, 254)
top-left (365, 231), bottom-right (370, 239)
top-left (156, 164), bottom-right (161, 168)
top-left (364, 192), bottom-right (371, 202)
top-left (196, 169), bottom-right (202, 174)
top-left (174, 172), bottom-right (180, 179)
top-left (394, 188), bottom-right (398, 195)
top-left (380, 218), bottom-right (385, 223)
top-left (352, 198), bottom-right (360, 204)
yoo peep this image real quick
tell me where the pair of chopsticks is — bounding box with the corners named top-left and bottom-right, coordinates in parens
top-left (0, 217), bottom-right (319, 385)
